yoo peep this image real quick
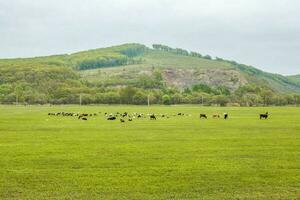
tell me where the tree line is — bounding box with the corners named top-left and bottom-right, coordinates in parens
top-left (152, 44), bottom-right (212, 60)
top-left (1, 63), bottom-right (299, 106)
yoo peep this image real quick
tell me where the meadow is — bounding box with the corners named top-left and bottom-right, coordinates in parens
top-left (0, 105), bottom-right (299, 200)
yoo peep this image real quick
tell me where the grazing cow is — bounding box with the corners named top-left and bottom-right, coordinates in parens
top-left (128, 118), bottom-right (133, 121)
top-left (260, 112), bottom-right (269, 119)
top-left (78, 113), bottom-right (88, 119)
top-left (107, 116), bottom-right (116, 120)
top-left (200, 114), bottom-right (207, 119)
top-left (120, 119), bottom-right (125, 123)
top-left (224, 113), bottom-right (228, 120)
top-left (213, 114), bottom-right (220, 118)
top-left (150, 114), bottom-right (156, 120)
top-left (81, 117), bottom-right (88, 121)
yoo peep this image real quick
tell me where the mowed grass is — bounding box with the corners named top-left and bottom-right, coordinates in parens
top-left (0, 105), bottom-right (299, 200)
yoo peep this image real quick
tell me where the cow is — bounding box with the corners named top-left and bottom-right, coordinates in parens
top-left (200, 114), bottom-right (207, 119)
top-left (150, 114), bottom-right (156, 120)
top-left (213, 114), bottom-right (220, 118)
top-left (107, 116), bottom-right (116, 120)
top-left (224, 113), bottom-right (228, 120)
top-left (260, 112), bottom-right (269, 119)
top-left (120, 118), bottom-right (125, 123)
top-left (81, 117), bottom-right (88, 121)
top-left (78, 113), bottom-right (88, 119)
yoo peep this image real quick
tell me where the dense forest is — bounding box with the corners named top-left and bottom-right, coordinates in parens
top-left (0, 43), bottom-right (300, 106)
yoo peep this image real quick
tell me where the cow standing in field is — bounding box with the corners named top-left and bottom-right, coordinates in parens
top-left (107, 116), bottom-right (116, 120)
top-left (260, 112), bottom-right (269, 119)
top-left (78, 113), bottom-right (88, 119)
top-left (150, 114), bottom-right (156, 120)
top-left (224, 113), bottom-right (228, 120)
top-left (213, 114), bottom-right (220, 118)
top-left (200, 114), bottom-right (207, 119)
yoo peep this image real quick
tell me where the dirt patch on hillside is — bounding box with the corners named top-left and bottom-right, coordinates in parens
top-left (162, 68), bottom-right (247, 91)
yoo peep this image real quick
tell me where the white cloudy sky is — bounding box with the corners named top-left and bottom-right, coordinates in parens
top-left (0, 0), bottom-right (299, 75)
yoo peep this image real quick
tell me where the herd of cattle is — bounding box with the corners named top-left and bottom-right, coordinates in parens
top-left (48, 111), bottom-right (269, 122)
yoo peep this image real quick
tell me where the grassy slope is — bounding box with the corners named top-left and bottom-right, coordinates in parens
top-left (79, 50), bottom-right (236, 87)
top-left (0, 105), bottom-right (299, 199)
top-left (0, 43), bottom-right (146, 69)
top-left (80, 48), bottom-right (300, 92)
top-left (143, 50), bottom-right (233, 69)
top-left (287, 75), bottom-right (300, 85)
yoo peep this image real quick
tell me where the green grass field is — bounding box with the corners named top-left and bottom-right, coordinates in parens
top-left (0, 105), bottom-right (299, 200)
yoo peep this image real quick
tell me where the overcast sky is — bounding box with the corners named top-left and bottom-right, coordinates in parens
top-left (0, 0), bottom-right (299, 75)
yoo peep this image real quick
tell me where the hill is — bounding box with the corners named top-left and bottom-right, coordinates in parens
top-left (0, 43), bottom-right (300, 105)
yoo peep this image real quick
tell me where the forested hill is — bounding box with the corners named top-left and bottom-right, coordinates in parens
top-left (0, 43), bottom-right (300, 105)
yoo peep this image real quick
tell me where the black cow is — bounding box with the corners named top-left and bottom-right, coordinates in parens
top-left (120, 119), bottom-right (125, 123)
top-left (81, 117), bottom-right (88, 121)
top-left (150, 114), bottom-right (156, 120)
top-left (260, 112), bottom-right (269, 119)
top-left (78, 113), bottom-right (88, 119)
top-left (200, 114), bottom-right (207, 119)
top-left (107, 116), bottom-right (116, 120)
top-left (224, 113), bottom-right (229, 120)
